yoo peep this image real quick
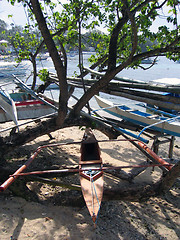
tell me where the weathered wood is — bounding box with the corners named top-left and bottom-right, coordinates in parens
top-left (105, 90), bottom-right (180, 111)
top-left (49, 72), bottom-right (180, 94)
top-left (83, 67), bottom-right (144, 84)
top-left (169, 136), bottom-right (175, 159)
top-left (82, 67), bottom-right (180, 93)
top-left (151, 135), bottom-right (175, 159)
top-left (48, 73), bottom-right (180, 111)
top-left (111, 87), bottom-right (180, 104)
top-left (66, 79), bottom-right (180, 110)
top-left (158, 160), bottom-right (180, 193)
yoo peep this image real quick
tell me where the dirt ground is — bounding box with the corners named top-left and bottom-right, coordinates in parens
top-left (0, 126), bottom-right (179, 240)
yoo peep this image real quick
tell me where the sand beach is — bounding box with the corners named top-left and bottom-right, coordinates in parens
top-left (0, 126), bottom-right (179, 240)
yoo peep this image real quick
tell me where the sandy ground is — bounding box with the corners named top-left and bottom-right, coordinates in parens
top-left (0, 126), bottom-right (180, 240)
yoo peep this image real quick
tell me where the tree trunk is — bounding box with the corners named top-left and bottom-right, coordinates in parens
top-left (103, 161), bottom-right (180, 201)
top-left (30, 0), bottom-right (68, 126)
top-left (31, 55), bottom-right (37, 90)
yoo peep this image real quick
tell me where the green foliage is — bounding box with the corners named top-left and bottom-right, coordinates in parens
top-left (2, 0), bottom-right (180, 68)
top-left (6, 23), bottom-right (44, 62)
top-left (38, 69), bottom-right (49, 82)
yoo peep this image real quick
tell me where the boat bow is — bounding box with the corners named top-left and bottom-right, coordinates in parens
top-left (79, 128), bottom-right (103, 224)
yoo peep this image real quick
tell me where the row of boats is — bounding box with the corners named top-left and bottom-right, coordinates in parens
top-left (0, 77), bottom-right (180, 139)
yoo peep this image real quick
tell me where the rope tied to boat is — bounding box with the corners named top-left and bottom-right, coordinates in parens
top-left (89, 170), bottom-right (101, 224)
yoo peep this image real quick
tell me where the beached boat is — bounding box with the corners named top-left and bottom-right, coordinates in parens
top-left (95, 95), bottom-right (180, 137)
top-left (79, 128), bottom-right (103, 224)
top-left (0, 76), bottom-right (58, 124)
top-left (148, 78), bottom-right (180, 114)
top-left (0, 88), bottom-right (18, 125)
top-left (0, 128), bottom-right (104, 224)
top-left (0, 128), bottom-right (174, 225)
top-left (0, 91), bottom-right (57, 123)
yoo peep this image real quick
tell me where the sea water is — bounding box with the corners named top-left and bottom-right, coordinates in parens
top-left (0, 54), bottom-right (180, 109)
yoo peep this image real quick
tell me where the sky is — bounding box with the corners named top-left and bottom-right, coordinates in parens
top-left (0, 0), bottom-right (68, 28)
top-left (0, 0), bottom-right (28, 27)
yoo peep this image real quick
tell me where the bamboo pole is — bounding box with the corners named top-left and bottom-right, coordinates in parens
top-left (9, 163), bottom-right (173, 177)
top-left (137, 142), bottom-right (173, 170)
top-left (106, 90), bottom-right (180, 111)
top-left (0, 147), bottom-right (41, 192)
top-left (49, 72), bottom-right (180, 94)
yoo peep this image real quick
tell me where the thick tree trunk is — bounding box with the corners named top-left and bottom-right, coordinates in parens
top-left (30, 0), bottom-right (68, 126)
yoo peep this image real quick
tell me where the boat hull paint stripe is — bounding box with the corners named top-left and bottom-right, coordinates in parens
top-left (95, 96), bottom-right (180, 137)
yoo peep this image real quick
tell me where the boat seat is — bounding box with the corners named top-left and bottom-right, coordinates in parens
top-left (81, 142), bottom-right (100, 161)
top-left (125, 109), bottom-right (133, 112)
top-left (79, 160), bottom-right (102, 165)
top-left (146, 114), bottom-right (159, 119)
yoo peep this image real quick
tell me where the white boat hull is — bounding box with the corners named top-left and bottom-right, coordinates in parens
top-left (0, 90), bottom-right (18, 125)
top-left (95, 95), bottom-right (180, 137)
top-left (0, 103), bottom-right (56, 123)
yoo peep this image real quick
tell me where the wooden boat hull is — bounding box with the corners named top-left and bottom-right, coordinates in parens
top-left (148, 78), bottom-right (180, 114)
top-left (79, 128), bottom-right (103, 224)
top-left (95, 95), bottom-right (180, 137)
top-left (80, 174), bottom-right (103, 223)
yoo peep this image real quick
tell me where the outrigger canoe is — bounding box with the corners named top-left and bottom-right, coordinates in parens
top-left (95, 95), bottom-right (180, 137)
top-left (79, 128), bottom-right (103, 224)
top-left (0, 128), bottom-right (173, 224)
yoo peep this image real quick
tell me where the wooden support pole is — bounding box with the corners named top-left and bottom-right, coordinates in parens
top-left (169, 136), bottom-right (175, 159)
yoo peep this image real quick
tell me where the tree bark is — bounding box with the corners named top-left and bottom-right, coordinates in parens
top-left (30, 0), bottom-right (68, 126)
